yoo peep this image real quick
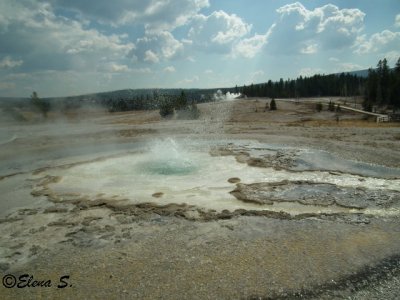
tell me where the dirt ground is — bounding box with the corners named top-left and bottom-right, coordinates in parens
top-left (1, 98), bottom-right (400, 299)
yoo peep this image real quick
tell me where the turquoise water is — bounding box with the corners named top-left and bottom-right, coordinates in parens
top-left (138, 159), bottom-right (199, 176)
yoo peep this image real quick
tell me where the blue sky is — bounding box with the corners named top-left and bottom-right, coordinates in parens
top-left (0, 0), bottom-right (399, 97)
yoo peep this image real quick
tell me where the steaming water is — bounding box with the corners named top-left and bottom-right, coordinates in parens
top-left (45, 138), bottom-right (400, 216)
top-left (213, 90), bottom-right (241, 101)
top-left (137, 138), bottom-right (198, 175)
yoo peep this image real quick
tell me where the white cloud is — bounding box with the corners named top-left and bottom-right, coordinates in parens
top-left (233, 34), bottom-right (268, 58)
top-left (50, 0), bottom-right (209, 33)
top-left (0, 56), bottom-right (23, 69)
top-left (383, 50), bottom-right (400, 65)
top-left (266, 2), bottom-right (365, 55)
top-left (109, 63), bottom-right (130, 73)
top-left (395, 14), bottom-right (400, 27)
top-left (336, 63), bottom-right (363, 72)
top-left (204, 69), bottom-right (213, 74)
top-left (329, 57), bottom-right (340, 62)
top-left (144, 50), bottom-right (160, 63)
top-left (300, 43), bottom-right (318, 54)
top-left (132, 31), bottom-right (184, 63)
top-left (0, 0), bottom-right (134, 72)
top-left (251, 70), bottom-right (265, 80)
top-left (163, 66), bottom-right (176, 73)
top-left (188, 10), bottom-right (252, 53)
top-left (355, 30), bottom-right (400, 54)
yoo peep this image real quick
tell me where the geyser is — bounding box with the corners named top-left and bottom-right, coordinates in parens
top-left (213, 90), bottom-right (241, 101)
top-left (38, 139), bottom-right (400, 217)
top-left (137, 138), bottom-right (198, 175)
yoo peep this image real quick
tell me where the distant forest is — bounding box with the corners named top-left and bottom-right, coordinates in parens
top-left (239, 57), bottom-right (400, 112)
top-left (102, 56), bottom-right (400, 113)
top-left (2, 58), bottom-right (399, 117)
top-left (239, 73), bottom-right (364, 99)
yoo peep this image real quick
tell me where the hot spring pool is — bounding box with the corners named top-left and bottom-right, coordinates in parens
top-left (38, 138), bottom-right (400, 216)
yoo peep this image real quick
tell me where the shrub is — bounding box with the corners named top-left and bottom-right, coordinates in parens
top-left (328, 101), bottom-right (335, 112)
top-left (270, 98), bottom-right (277, 110)
top-left (363, 100), bottom-right (373, 112)
top-left (159, 100), bottom-right (174, 118)
top-left (316, 102), bottom-right (323, 112)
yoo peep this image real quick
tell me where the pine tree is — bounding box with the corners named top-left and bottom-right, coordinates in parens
top-left (270, 98), bottom-right (277, 110)
top-left (381, 58), bottom-right (390, 104)
top-left (175, 91), bottom-right (188, 110)
top-left (328, 101), bottom-right (335, 112)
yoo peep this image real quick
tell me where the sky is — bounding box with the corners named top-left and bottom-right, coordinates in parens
top-left (0, 0), bottom-right (399, 97)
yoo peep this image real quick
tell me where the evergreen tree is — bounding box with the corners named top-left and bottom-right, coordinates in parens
top-left (270, 98), bottom-right (277, 110)
top-left (175, 91), bottom-right (188, 110)
top-left (328, 101), bottom-right (335, 112)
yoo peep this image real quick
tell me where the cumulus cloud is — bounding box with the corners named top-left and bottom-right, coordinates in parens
top-left (354, 30), bottom-right (400, 54)
top-left (0, 57), bottom-right (23, 69)
top-left (233, 34), bottom-right (268, 58)
top-left (395, 14), bottom-right (400, 27)
top-left (0, 0), bottom-right (134, 72)
top-left (132, 31), bottom-right (184, 63)
top-left (107, 63), bottom-right (130, 73)
top-left (144, 50), bottom-right (160, 63)
top-left (163, 66), bottom-right (176, 73)
top-left (49, 0), bottom-right (209, 33)
top-left (188, 10), bottom-right (252, 53)
top-left (300, 43), bottom-right (318, 54)
top-left (266, 2), bottom-right (365, 55)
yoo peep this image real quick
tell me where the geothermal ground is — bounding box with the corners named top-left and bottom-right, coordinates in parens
top-left (1, 98), bottom-right (400, 299)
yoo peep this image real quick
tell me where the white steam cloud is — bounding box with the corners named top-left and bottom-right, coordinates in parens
top-left (213, 90), bottom-right (241, 101)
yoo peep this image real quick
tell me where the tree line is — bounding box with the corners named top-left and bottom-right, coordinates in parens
top-left (25, 57), bottom-right (400, 119)
top-left (238, 57), bottom-right (400, 113)
top-left (239, 73), bottom-right (364, 99)
top-left (363, 58), bottom-right (400, 111)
